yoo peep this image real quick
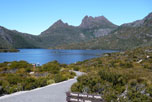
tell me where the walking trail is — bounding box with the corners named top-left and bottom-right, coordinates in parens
top-left (0, 71), bottom-right (83, 102)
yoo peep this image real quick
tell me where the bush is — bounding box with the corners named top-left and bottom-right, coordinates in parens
top-left (35, 78), bottom-right (47, 87)
top-left (54, 74), bottom-right (67, 83)
top-left (42, 61), bottom-right (61, 74)
top-left (47, 79), bottom-right (55, 85)
top-left (98, 70), bottom-right (127, 86)
top-left (73, 66), bottom-right (79, 71)
top-left (9, 61), bottom-right (32, 69)
top-left (6, 74), bottom-right (23, 85)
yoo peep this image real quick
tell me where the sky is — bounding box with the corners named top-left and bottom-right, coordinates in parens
top-left (0, 0), bottom-right (152, 35)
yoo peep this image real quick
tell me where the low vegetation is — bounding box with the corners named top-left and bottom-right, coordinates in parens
top-left (0, 60), bottom-right (75, 96)
top-left (70, 46), bottom-right (152, 102)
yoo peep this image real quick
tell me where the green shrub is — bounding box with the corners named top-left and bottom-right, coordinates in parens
top-left (98, 70), bottom-right (127, 86)
top-left (73, 66), bottom-right (79, 71)
top-left (9, 61), bottom-right (32, 69)
top-left (54, 74), bottom-right (67, 83)
top-left (42, 61), bottom-right (61, 74)
top-left (47, 79), bottom-right (55, 85)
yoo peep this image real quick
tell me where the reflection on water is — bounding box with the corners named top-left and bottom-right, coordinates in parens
top-left (0, 49), bottom-right (117, 65)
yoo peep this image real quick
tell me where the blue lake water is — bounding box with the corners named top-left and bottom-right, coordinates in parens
top-left (0, 49), bottom-right (116, 65)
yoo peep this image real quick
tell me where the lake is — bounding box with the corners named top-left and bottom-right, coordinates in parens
top-left (0, 49), bottom-right (116, 65)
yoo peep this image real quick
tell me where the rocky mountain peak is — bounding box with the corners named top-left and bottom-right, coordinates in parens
top-left (94, 16), bottom-right (109, 21)
top-left (79, 15), bottom-right (117, 29)
top-left (82, 15), bottom-right (108, 21)
top-left (40, 19), bottom-right (70, 35)
top-left (145, 12), bottom-right (152, 19)
top-left (52, 19), bottom-right (69, 28)
top-left (54, 19), bottom-right (64, 25)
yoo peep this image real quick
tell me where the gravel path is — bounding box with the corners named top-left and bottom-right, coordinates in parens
top-left (0, 71), bottom-right (83, 102)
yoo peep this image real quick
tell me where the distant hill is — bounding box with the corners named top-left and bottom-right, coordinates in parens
top-left (0, 26), bottom-right (42, 49)
top-left (56, 12), bottom-right (152, 50)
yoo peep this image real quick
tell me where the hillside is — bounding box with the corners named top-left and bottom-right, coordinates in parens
top-left (70, 46), bottom-right (152, 101)
top-left (0, 26), bottom-right (42, 49)
top-left (56, 12), bottom-right (152, 50)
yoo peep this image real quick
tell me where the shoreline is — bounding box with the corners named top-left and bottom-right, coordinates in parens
top-left (0, 49), bottom-right (19, 53)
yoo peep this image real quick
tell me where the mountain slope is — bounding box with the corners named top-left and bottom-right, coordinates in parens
top-left (57, 12), bottom-right (152, 50)
top-left (0, 26), bottom-right (42, 49)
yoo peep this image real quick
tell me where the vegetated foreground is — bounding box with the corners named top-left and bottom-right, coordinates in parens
top-left (0, 60), bottom-right (76, 96)
top-left (70, 46), bottom-right (152, 102)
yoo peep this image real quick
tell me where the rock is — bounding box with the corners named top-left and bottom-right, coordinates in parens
top-left (34, 72), bottom-right (49, 77)
top-left (29, 72), bottom-right (35, 75)
top-left (137, 59), bottom-right (142, 63)
top-left (119, 86), bottom-right (128, 99)
top-left (0, 68), bottom-right (17, 74)
top-left (94, 28), bottom-right (113, 37)
top-left (140, 89), bottom-right (146, 94)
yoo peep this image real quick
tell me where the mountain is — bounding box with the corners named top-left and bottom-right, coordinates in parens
top-left (39, 16), bottom-right (117, 48)
top-left (39, 20), bottom-right (84, 48)
top-left (0, 26), bottom-right (42, 49)
top-left (56, 12), bottom-right (152, 50)
top-left (0, 15), bottom-right (117, 49)
top-left (0, 12), bottom-right (151, 50)
top-left (80, 15), bottom-right (117, 29)
top-left (79, 15), bottom-right (118, 38)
